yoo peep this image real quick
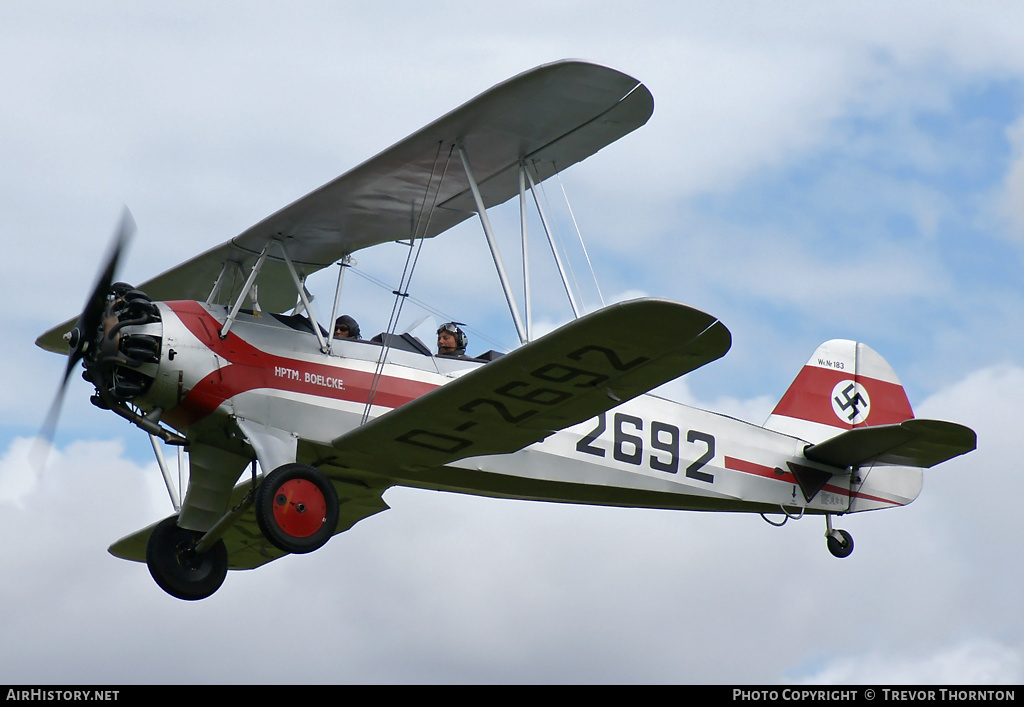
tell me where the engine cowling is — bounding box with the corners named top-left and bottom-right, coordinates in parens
top-left (85, 283), bottom-right (163, 406)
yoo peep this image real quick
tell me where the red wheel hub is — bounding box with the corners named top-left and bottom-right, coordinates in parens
top-left (271, 479), bottom-right (328, 538)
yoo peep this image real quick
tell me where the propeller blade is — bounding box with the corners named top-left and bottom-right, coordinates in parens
top-left (69, 208), bottom-right (136, 367)
top-left (33, 208), bottom-right (136, 467)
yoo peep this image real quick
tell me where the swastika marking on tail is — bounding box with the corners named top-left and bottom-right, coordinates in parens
top-left (831, 380), bottom-right (870, 425)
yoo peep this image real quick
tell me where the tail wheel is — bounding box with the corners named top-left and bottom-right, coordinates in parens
top-left (255, 463), bottom-right (339, 554)
top-left (146, 516), bottom-right (228, 601)
top-left (826, 529), bottom-right (855, 558)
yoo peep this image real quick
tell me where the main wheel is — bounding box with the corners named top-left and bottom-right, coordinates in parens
top-left (146, 516), bottom-right (228, 600)
top-left (255, 463), bottom-right (339, 554)
top-left (826, 528), bottom-right (855, 558)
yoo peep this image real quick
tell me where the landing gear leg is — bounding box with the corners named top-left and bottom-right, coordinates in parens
top-left (146, 516), bottom-right (228, 600)
top-left (825, 514), bottom-right (854, 559)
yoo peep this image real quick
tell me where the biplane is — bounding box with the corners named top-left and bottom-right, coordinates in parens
top-left (37, 61), bottom-right (976, 600)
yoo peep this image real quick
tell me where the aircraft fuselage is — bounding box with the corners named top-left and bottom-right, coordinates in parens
top-left (129, 301), bottom-right (922, 521)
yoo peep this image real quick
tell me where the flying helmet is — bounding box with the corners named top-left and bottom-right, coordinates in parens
top-left (334, 314), bottom-right (360, 339)
top-left (437, 322), bottom-right (468, 353)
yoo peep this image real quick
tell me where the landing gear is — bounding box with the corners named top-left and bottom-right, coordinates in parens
top-left (255, 463), bottom-right (339, 554)
top-left (825, 515), bottom-right (854, 558)
top-left (827, 529), bottom-right (855, 558)
top-left (146, 516), bottom-right (228, 600)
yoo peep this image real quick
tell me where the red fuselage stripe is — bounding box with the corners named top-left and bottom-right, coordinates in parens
top-left (723, 456), bottom-right (902, 507)
top-left (165, 301), bottom-right (438, 425)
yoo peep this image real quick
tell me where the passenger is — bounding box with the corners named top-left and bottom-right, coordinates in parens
top-left (436, 322), bottom-right (468, 357)
top-left (333, 315), bottom-right (361, 340)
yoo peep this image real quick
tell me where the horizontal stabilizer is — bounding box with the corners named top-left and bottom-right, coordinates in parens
top-left (332, 298), bottom-right (730, 475)
top-left (804, 418), bottom-right (976, 469)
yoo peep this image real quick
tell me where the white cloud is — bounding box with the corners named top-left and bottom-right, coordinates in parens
top-left (0, 438), bottom-right (41, 508)
top-left (793, 639), bottom-right (1023, 685)
top-left (996, 116), bottom-right (1024, 243)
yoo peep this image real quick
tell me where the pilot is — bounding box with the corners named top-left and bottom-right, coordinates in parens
top-left (333, 315), bottom-right (361, 340)
top-left (436, 322), bottom-right (468, 357)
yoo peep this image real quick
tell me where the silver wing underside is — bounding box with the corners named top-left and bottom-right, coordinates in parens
top-left (39, 60), bottom-right (653, 352)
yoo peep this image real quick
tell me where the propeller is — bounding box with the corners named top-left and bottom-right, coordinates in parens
top-left (35, 208), bottom-right (136, 464)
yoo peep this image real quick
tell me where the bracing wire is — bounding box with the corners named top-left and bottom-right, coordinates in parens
top-left (361, 142), bottom-right (453, 425)
top-left (534, 172), bottom-right (584, 310)
top-left (346, 265), bottom-right (508, 353)
top-left (555, 171), bottom-right (605, 307)
top-left (534, 163), bottom-right (606, 315)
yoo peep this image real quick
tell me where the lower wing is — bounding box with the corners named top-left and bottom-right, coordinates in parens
top-left (331, 298), bottom-right (731, 475)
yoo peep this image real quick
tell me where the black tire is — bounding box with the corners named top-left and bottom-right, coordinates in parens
top-left (826, 529), bottom-right (855, 559)
top-left (146, 516), bottom-right (228, 600)
top-left (255, 463), bottom-right (339, 555)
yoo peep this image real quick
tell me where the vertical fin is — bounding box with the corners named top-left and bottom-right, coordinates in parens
top-left (764, 339), bottom-right (914, 443)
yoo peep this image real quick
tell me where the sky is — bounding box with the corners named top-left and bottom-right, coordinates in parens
top-left (2, 0), bottom-right (1023, 685)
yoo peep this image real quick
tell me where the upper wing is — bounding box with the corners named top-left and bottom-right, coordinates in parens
top-left (108, 477), bottom-right (390, 570)
top-left (330, 298), bottom-right (731, 475)
top-left (803, 418), bottom-right (977, 469)
top-left (39, 60), bottom-right (652, 352)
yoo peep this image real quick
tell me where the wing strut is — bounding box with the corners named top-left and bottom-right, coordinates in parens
top-left (519, 165), bottom-right (532, 342)
top-left (325, 256), bottom-right (353, 356)
top-left (458, 141), bottom-right (528, 345)
top-left (279, 247), bottom-right (329, 353)
top-left (221, 242), bottom-right (271, 338)
top-left (218, 239), bottom-right (330, 353)
top-left (525, 163), bottom-right (581, 319)
top-left (149, 433), bottom-right (181, 512)
top-left (456, 147), bottom-right (602, 345)
top-left (207, 260), bottom-right (245, 306)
